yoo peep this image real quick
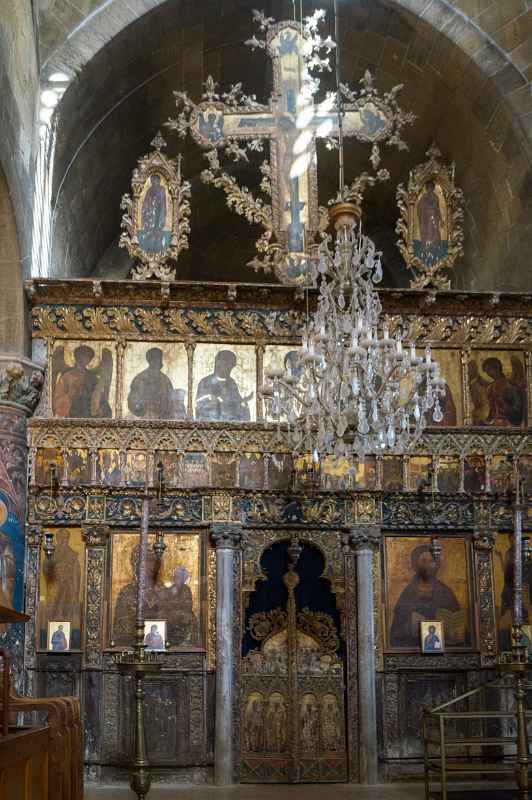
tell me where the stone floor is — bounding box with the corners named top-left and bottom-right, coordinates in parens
top-left (84, 783), bottom-right (515, 800)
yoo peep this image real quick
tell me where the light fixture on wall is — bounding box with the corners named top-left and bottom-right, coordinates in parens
top-left (261, 1), bottom-right (445, 464)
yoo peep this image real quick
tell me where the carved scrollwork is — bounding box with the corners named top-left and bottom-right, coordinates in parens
top-left (248, 608), bottom-right (288, 642)
top-left (296, 608), bottom-right (339, 654)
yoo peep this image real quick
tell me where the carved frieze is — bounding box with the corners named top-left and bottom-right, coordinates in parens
top-left (31, 303), bottom-right (532, 347)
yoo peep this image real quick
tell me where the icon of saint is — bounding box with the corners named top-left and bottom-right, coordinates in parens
top-left (52, 345), bottom-right (113, 418)
top-left (199, 111), bottom-right (224, 143)
top-left (43, 530), bottom-right (81, 627)
top-left (128, 348), bottom-right (186, 420)
top-left (480, 357), bottom-right (525, 427)
top-left (414, 181), bottom-right (447, 265)
top-left (51, 624), bottom-right (68, 651)
top-left (155, 566), bottom-right (198, 646)
top-left (390, 544), bottom-right (463, 648)
top-left (139, 175), bottom-right (170, 253)
top-left (144, 624), bottom-right (164, 650)
top-left (423, 624), bottom-right (442, 651)
top-left (195, 350), bottom-right (253, 421)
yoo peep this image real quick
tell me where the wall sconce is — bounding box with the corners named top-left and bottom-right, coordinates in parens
top-left (430, 536), bottom-right (442, 564)
top-left (43, 531), bottom-right (56, 560)
top-left (153, 531), bottom-right (166, 560)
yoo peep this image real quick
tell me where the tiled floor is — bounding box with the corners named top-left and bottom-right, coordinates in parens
top-left (85, 783), bottom-right (514, 800)
top-left (85, 786), bottom-right (427, 800)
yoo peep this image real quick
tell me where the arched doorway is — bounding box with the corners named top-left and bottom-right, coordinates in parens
top-left (240, 536), bottom-right (348, 782)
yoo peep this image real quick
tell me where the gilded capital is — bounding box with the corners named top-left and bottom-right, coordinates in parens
top-left (347, 526), bottom-right (381, 552)
top-left (473, 529), bottom-right (495, 551)
top-left (211, 522), bottom-right (243, 550)
top-left (0, 355), bottom-right (45, 416)
top-left (82, 524), bottom-right (111, 547)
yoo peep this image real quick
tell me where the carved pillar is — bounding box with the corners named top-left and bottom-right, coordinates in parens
top-left (81, 524), bottom-right (110, 765)
top-left (0, 355), bottom-right (44, 688)
top-left (211, 522), bottom-right (242, 785)
top-left (348, 525), bottom-right (381, 785)
top-left (472, 529), bottom-right (497, 666)
top-left (24, 525), bottom-right (42, 695)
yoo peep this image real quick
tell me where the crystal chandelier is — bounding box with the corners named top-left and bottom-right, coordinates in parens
top-left (261, 2), bottom-right (445, 465)
top-left (262, 200), bottom-right (446, 462)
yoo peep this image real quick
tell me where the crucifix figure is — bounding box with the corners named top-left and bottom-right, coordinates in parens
top-left (170, 13), bottom-right (412, 285)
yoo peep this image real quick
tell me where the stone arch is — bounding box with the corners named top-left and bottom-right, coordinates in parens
top-left (46, 0), bottom-right (532, 290)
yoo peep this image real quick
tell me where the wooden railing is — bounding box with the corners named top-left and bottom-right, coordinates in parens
top-left (0, 726), bottom-right (50, 800)
top-left (0, 676), bottom-right (83, 800)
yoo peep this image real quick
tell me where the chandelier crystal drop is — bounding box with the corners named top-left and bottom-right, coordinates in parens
top-left (261, 201), bottom-right (446, 463)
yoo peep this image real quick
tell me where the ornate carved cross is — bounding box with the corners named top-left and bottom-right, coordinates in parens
top-left (168, 12), bottom-right (413, 285)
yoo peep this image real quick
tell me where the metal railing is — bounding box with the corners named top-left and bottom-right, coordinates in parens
top-left (423, 672), bottom-right (532, 800)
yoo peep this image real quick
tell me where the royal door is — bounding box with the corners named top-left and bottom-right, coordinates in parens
top-left (240, 537), bottom-right (348, 782)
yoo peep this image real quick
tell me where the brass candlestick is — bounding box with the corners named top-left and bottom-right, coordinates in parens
top-left (113, 490), bottom-right (161, 800)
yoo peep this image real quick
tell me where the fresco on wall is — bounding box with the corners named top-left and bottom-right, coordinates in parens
top-left (123, 342), bottom-right (187, 420)
top-left (38, 528), bottom-right (84, 650)
top-left (468, 351), bottom-right (526, 428)
top-left (493, 532), bottom-right (532, 651)
top-left (0, 493), bottom-right (23, 620)
top-left (52, 341), bottom-right (115, 418)
top-left (111, 533), bottom-right (201, 647)
top-left (385, 536), bottom-right (471, 650)
top-left (193, 344), bottom-right (256, 422)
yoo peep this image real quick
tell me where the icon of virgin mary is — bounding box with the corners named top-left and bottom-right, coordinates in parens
top-left (138, 174), bottom-right (171, 254)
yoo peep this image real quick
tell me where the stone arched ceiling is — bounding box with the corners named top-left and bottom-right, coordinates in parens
top-left (46, 0), bottom-right (532, 290)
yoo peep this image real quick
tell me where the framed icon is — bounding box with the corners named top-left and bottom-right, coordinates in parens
top-left (420, 620), bottom-right (444, 654)
top-left (47, 621), bottom-right (71, 652)
top-left (143, 619), bottom-right (166, 651)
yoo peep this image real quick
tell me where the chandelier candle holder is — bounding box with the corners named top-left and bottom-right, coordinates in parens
top-left (261, 200), bottom-right (446, 464)
top-left (113, 490), bottom-right (162, 800)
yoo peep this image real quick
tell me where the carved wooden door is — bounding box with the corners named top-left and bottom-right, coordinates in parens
top-left (240, 539), bottom-right (347, 782)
